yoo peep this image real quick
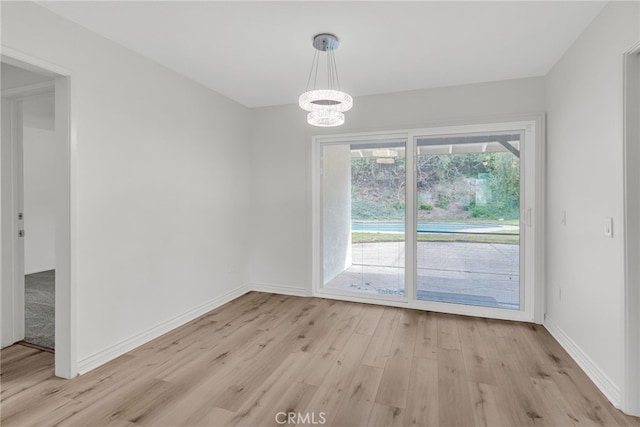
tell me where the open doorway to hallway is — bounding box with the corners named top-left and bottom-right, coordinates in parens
top-left (2, 62), bottom-right (58, 351)
top-left (22, 89), bottom-right (57, 350)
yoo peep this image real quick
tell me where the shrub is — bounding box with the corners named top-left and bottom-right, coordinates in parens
top-left (419, 203), bottom-right (433, 211)
top-left (352, 196), bottom-right (405, 220)
top-left (471, 205), bottom-right (492, 218)
top-left (436, 193), bottom-right (450, 209)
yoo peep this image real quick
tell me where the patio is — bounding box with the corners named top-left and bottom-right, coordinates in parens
top-left (324, 240), bottom-right (520, 309)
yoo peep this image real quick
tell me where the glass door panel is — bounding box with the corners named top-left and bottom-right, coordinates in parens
top-left (415, 133), bottom-right (521, 310)
top-left (322, 141), bottom-right (406, 298)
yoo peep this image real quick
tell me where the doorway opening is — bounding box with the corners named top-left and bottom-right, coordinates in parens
top-left (1, 52), bottom-right (74, 378)
top-left (2, 63), bottom-right (56, 351)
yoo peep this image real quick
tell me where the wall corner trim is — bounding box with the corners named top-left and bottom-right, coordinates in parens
top-left (76, 284), bottom-right (251, 374)
top-left (544, 316), bottom-right (621, 408)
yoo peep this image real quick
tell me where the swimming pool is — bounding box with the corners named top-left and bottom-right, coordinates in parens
top-left (351, 221), bottom-right (516, 234)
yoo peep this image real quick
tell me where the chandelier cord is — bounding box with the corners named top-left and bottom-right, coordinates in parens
top-left (313, 49), bottom-right (319, 91)
top-left (304, 38), bottom-right (343, 92)
top-left (328, 48), bottom-right (334, 90)
top-left (332, 49), bottom-right (341, 91)
top-left (329, 50), bottom-right (334, 90)
top-left (329, 49), bottom-right (335, 90)
top-left (305, 49), bottom-right (319, 92)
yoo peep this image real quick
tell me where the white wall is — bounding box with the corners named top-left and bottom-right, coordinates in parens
top-left (248, 77), bottom-right (545, 294)
top-left (22, 92), bottom-right (55, 130)
top-left (23, 125), bottom-right (56, 274)
top-left (545, 0), bottom-right (640, 405)
top-left (2, 2), bottom-right (251, 369)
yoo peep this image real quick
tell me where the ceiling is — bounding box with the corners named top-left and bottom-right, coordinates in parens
top-left (38, 1), bottom-right (606, 108)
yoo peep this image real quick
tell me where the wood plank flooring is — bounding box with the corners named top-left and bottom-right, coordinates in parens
top-left (1, 292), bottom-right (638, 427)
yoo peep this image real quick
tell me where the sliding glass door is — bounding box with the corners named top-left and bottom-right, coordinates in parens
top-left (321, 140), bottom-right (407, 299)
top-left (415, 133), bottom-right (522, 310)
top-left (315, 120), bottom-right (540, 321)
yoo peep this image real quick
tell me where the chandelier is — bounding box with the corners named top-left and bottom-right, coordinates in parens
top-left (299, 34), bottom-right (353, 127)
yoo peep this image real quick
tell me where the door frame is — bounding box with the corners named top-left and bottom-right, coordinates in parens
top-left (1, 47), bottom-right (76, 379)
top-left (311, 113), bottom-right (545, 323)
top-left (622, 41), bottom-right (640, 416)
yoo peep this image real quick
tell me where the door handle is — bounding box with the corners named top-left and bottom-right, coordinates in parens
top-left (522, 208), bottom-right (532, 226)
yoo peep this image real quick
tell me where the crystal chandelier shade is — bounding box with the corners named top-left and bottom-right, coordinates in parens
top-left (299, 34), bottom-right (352, 127)
top-left (299, 89), bottom-right (353, 113)
top-left (307, 110), bottom-right (345, 127)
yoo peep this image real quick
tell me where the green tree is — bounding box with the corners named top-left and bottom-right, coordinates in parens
top-left (485, 153), bottom-right (520, 219)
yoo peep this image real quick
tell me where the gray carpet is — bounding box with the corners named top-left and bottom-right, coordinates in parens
top-left (25, 270), bottom-right (55, 349)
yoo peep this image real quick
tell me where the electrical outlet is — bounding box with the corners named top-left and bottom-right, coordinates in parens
top-left (561, 211), bottom-right (566, 226)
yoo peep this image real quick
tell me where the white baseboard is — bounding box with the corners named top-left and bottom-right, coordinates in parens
top-left (76, 282), bottom-right (312, 375)
top-left (249, 282), bottom-right (311, 297)
top-left (76, 285), bottom-right (250, 374)
top-left (544, 315), bottom-right (621, 407)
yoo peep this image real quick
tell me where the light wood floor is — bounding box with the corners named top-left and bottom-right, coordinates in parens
top-left (1, 292), bottom-right (639, 427)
